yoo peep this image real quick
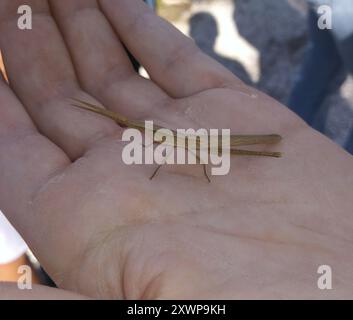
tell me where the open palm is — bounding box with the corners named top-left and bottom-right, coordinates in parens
top-left (1, 0), bottom-right (353, 299)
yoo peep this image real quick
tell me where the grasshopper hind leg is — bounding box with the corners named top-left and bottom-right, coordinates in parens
top-left (203, 164), bottom-right (211, 183)
top-left (150, 163), bottom-right (211, 183)
top-left (150, 165), bottom-right (163, 180)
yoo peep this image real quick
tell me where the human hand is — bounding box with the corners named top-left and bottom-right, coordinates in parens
top-left (1, 0), bottom-right (353, 299)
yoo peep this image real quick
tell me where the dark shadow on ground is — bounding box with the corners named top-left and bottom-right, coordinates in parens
top-left (189, 12), bottom-right (253, 85)
top-left (232, 0), bottom-right (308, 103)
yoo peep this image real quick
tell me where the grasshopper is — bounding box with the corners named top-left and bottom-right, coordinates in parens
top-left (71, 98), bottom-right (282, 182)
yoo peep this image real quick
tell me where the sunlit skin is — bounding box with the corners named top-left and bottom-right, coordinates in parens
top-left (1, 0), bottom-right (353, 299)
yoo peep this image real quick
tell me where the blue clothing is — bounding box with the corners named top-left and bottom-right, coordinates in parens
top-left (288, 0), bottom-right (353, 153)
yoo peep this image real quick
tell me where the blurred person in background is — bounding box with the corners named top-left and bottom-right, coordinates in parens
top-left (288, 0), bottom-right (353, 154)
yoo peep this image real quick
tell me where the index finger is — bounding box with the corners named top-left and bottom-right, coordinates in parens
top-left (99, 0), bottom-right (242, 98)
